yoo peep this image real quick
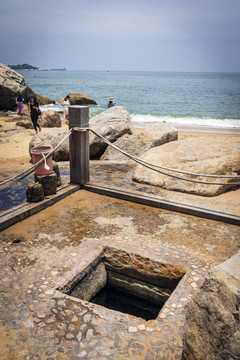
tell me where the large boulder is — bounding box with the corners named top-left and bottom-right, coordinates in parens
top-left (132, 138), bottom-right (240, 196)
top-left (26, 86), bottom-right (56, 105)
top-left (101, 123), bottom-right (178, 161)
top-left (182, 251), bottom-right (240, 360)
top-left (89, 106), bottom-right (133, 158)
top-left (40, 110), bottom-right (61, 127)
top-left (29, 130), bottom-right (69, 161)
top-left (29, 106), bottom-right (133, 160)
top-left (0, 63), bottom-right (28, 110)
top-left (0, 63), bottom-right (55, 110)
top-left (60, 93), bottom-right (97, 105)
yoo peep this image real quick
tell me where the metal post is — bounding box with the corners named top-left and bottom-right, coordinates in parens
top-left (69, 106), bottom-right (89, 186)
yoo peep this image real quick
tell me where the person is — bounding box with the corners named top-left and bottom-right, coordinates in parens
top-left (16, 94), bottom-right (24, 115)
top-left (108, 97), bottom-right (116, 108)
top-left (61, 95), bottom-right (70, 124)
top-left (28, 95), bottom-right (41, 134)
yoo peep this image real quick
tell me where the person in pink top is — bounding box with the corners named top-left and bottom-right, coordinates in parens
top-left (16, 94), bottom-right (24, 115)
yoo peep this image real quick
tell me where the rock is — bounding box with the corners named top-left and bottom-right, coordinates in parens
top-left (182, 251), bottom-right (240, 360)
top-left (40, 110), bottom-right (61, 128)
top-left (61, 93), bottom-right (97, 105)
top-left (29, 130), bottom-right (69, 161)
top-left (26, 183), bottom-right (44, 202)
top-left (132, 138), bottom-right (240, 196)
top-left (15, 115), bottom-right (32, 129)
top-left (26, 86), bottom-right (55, 105)
top-left (101, 123), bottom-right (178, 161)
top-left (0, 63), bottom-right (28, 110)
top-left (37, 173), bottom-right (57, 195)
top-left (0, 63), bottom-right (55, 110)
top-left (89, 106), bottom-right (133, 158)
top-left (104, 247), bottom-right (185, 289)
top-left (52, 161), bottom-right (62, 186)
top-left (29, 106), bottom-right (133, 160)
top-left (69, 262), bottom-right (107, 301)
top-left (108, 270), bottom-right (171, 304)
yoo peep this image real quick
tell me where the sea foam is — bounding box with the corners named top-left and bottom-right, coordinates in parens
top-left (131, 114), bottom-right (240, 129)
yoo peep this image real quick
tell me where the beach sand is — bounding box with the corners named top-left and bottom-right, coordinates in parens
top-left (1, 113), bottom-right (240, 171)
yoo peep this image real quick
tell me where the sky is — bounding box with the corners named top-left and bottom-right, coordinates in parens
top-left (0, 0), bottom-right (240, 72)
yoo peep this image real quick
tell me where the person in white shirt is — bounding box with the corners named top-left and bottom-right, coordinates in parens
top-left (61, 95), bottom-right (70, 124)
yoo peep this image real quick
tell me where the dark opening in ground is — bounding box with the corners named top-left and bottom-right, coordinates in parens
top-left (91, 283), bottom-right (162, 321)
top-left (59, 248), bottom-right (186, 321)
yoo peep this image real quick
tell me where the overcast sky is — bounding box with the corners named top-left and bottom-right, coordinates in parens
top-left (1, 0), bottom-right (240, 72)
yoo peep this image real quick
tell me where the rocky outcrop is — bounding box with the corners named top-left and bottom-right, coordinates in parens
top-left (29, 130), bottom-right (69, 161)
top-left (29, 106), bottom-right (133, 160)
top-left (89, 106), bottom-right (132, 158)
top-left (0, 63), bottom-right (55, 110)
top-left (26, 86), bottom-right (56, 105)
top-left (61, 93), bottom-right (97, 105)
top-left (101, 123), bottom-right (178, 161)
top-left (132, 138), bottom-right (240, 196)
top-left (0, 63), bottom-right (28, 110)
top-left (182, 251), bottom-right (240, 360)
top-left (40, 110), bottom-right (61, 128)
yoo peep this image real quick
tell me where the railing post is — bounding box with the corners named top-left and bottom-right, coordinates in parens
top-left (69, 105), bottom-right (89, 187)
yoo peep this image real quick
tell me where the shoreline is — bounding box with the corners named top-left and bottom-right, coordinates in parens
top-left (132, 121), bottom-right (240, 134)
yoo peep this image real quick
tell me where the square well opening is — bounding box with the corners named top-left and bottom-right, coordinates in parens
top-left (59, 248), bottom-right (186, 321)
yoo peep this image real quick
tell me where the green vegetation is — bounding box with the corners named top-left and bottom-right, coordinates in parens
top-left (8, 63), bottom-right (39, 70)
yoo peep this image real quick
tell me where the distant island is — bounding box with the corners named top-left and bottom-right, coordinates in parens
top-left (8, 64), bottom-right (67, 71)
top-left (9, 63), bottom-right (40, 70)
top-left (50, 68), bottom-right (67, 71)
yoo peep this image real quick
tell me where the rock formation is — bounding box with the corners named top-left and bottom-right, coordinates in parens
top-left (182, 251), bottom-right (240, 360)
top-left (89, 106), bottom-right (132, 158)
top-left (0, 63), bottom-right (28, 110)
top-left (40, 110), bottom-right (61, 128)
top-left (26, 86), bottom-right (55, 106)
top-left (0, 63), bottom-right (55, 110)
top-left (60, 93), bottom-right (97, 105)
top-left (29, 129), bottom-right (69, 161)
top-left (101, 123), bottom-right (178, 161)
top-left (132, 137), bottom-right (240, 196)
top-left (29, 106), bottom-right (133, 160)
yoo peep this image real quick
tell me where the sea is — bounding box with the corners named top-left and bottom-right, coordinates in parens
top-left (19, 70), bottom-right (240, 129)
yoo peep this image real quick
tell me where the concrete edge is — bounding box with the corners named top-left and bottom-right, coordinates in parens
top-left (0, 184), bottom-right (80, 231)
top-left (83, 184), bottom-right (240, 226)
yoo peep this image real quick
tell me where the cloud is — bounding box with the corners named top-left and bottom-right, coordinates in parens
top-left (1, 0), bottom-right (240, 71)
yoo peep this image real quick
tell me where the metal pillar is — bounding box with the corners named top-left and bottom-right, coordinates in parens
top-left (69, 106), bottom-right (89, 186)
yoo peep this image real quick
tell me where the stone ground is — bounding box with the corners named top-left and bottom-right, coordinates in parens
top-left (0, 187), bottom-right (240, 360)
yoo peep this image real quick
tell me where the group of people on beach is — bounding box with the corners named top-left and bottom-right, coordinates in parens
top-left (15, 93), bottom-right (116, 133)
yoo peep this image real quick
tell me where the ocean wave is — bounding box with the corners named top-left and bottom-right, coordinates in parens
top-left (131, 114), bottom-right (240, 129)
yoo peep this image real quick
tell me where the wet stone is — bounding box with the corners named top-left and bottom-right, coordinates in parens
top-left (80, 324), bottom-right (87, 331)
top-left (83, 314), bottom-right (92, 323)
top-left (68, 324), bottom-right (76, 332)
top-left (85, 328), bottom-right (94, 339)
top-left (45, 348), bottom-right (56, 356)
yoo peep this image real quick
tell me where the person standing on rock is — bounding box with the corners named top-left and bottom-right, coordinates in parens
top-left (61, 95), bottom-right (70, 124)
top-left (108, 97), bottom-right (116, 108)
top-left (28, 95), bottom-right (41, 134)
top-left (16, 93), bottom-right (24, 115)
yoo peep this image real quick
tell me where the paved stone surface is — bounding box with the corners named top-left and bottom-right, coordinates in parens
top-left (0, 189), bottom-right (239, 359)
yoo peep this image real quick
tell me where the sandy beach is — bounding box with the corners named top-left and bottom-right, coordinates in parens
top-left (1, 113), bottom-right (240, 172)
